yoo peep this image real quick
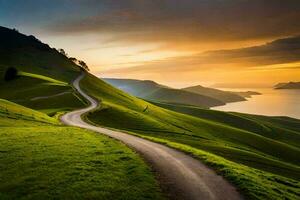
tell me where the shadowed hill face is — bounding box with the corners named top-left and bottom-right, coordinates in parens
top-left (0, 26), bottom-right (80, 82)
top-left (0, 27), bottom-right (85, 114)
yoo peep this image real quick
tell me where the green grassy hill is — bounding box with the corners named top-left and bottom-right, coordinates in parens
top-left (82, 74), bottom-right (300, 199)
top-left (0, 98), bottom-right (163, 199)
top-left (0, 98), bottom-right (58, 125)
top-left (0, 26), bottom-right (85, 115)
top-left (0, 70), bottom-right (85, 115)
top-left (0, 26), bottom-right (80, 81)
top-left (0, 26), bottom-right (164, 199)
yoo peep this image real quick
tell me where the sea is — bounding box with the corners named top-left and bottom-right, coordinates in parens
top-left (212, 88), bottom-right (300, 119)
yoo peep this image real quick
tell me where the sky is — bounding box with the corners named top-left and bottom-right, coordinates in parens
top-left (1, 0), bottom-right (300, 88)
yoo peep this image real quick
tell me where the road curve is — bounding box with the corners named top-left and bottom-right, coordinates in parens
top-left (61, 73), bottom-right (243, 200)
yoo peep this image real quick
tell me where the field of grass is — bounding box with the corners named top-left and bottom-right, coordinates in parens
top-left (0, 99), bottom-right (163, 199)
top-left (130, 134), bottom-right (300, 200)
top-left (0, 71), bottom-right (85, 115)
top-left (81, 73), bottom-right (300, 199)
top-left (18, 71), bottom-right (68, 86)
top-left (0, 98), bottom-right (57, 125)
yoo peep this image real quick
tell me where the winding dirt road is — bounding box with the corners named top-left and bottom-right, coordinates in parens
top-left (61, 73), bottom-right (243, 200)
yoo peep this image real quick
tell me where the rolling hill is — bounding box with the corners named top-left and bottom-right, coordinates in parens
top-left (0, 26), bottom-right (86, 115)
top-left (0, 98), bottom-right (163, 199)
top-left (84, 74), bottom-right (300, 199)
top-left (0, 27), bottom-right (163, 199)
top-left (1, 26), bottom-right (300, 199)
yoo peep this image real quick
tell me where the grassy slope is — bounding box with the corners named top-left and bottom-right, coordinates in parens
top-left (0, 27), bottom-right (163, 199)
top-left (0, 71), bottom-right (85, 115)
top-left (0, 26), bottom-right (80, 82)
top-left (81, 74), bottom-right (300, 199)
top-left (0, 98), bottom-right (58, 125)
top-left (0, 26), bottom-right (85, 115)
top-left (152, 102), bottom-right (300, 148)
top-left (0, 99), bottom-right (163, 200)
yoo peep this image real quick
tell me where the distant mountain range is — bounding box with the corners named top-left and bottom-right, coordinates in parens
top-left (274, 82), bottom-right (300, 89)
top-left (104, 78), bottom-right (260, 108)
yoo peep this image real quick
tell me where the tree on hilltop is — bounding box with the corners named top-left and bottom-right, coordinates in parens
top-left (69, 57), bottom-right (90, 71)
top-left (58, 48), bottom-right (68, 57)
top-left (78, 60), bottom-right (89, 71)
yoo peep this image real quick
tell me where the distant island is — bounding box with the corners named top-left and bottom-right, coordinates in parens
top-left (233, 91), bottom-right (262, 98)
top-left (274, 82), bottom-right (300, 89)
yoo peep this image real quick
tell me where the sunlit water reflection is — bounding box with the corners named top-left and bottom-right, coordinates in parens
top-left (212, 88), bottom-right (300, 119)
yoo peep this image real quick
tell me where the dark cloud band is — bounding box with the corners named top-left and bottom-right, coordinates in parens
top-left (47, 0), bottom-right (300, 44)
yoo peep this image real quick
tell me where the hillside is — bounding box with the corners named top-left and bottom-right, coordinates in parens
top-left (84, 74), bottom-right (300, 199)
top-left (0, 70), bottom-right (85, 115)
top-left (182, 85), bottom-right (246, 103)
top-left (0, 98), bottom-right (58, 125)
top-left (274, 82), bottom-right (300, 89)
top-left (0, 26), bottom-right (81, 81)
top-left (0, 26), bottom-right (86, 115)
top-left (0, 99), bottom-right (163, 199)
top-left (0, 27), bottom-right (164, 199)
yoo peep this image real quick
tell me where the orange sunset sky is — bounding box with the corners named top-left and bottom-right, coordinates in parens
top-left (1, 0), bottom-right (300, 88)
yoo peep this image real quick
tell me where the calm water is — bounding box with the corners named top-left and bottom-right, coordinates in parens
top-left (212, 88), bottom-right (300, 119)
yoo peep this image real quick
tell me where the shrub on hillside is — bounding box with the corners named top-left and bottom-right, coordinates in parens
top-left (4, 67), bottom-right (18, 81)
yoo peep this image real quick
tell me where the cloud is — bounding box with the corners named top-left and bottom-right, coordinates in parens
top-left (102, 35), bottom-right (300, 74)
top-left (47, 0), bottom-right (300, 47)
